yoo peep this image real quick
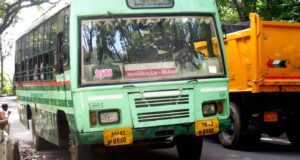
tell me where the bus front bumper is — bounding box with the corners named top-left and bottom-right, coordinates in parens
top-left (78, 119), bottom-right (231, 145)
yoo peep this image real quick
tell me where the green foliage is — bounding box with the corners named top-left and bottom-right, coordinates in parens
top-left (216, 0), bottom-right (300, 24)
top-left (278, 0), bottom-right (300, 22)
top-left (0, 0), bottom-right (55, 35)
top-left (216, 0), bottom-right (240, 24)
top-left (0, 73), bottom-right (13, 95)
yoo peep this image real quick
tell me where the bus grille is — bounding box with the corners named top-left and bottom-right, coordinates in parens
top-left (134, 95), bottom-right (189, 108)
top-left (134, 94), bottom-right (190, 123)
top-left (137, 109), bottom-right (189, 122)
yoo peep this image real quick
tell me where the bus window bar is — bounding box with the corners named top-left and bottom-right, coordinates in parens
top-left (14, 66), bottom-right (55, 82)
top-left (18, 48), bottom-right (56, 61)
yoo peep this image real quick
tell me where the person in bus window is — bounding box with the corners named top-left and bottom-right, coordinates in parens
top-left (40, 62), bottom-right (44, 80)
top-left (33, 64), bottom-right (39, 80)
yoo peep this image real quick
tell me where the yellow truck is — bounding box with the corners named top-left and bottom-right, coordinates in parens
top-left (196, 13), bottom-right (300, 148)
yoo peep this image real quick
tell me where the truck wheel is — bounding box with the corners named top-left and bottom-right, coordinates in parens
top-left (267, 130), bottom-right (284, 137)
top-left (287, 115), bottom-right (300, 146)
top-left (218, 102), bottom-right (241, 148)
top-left (32, 120), bottom-right (48, 150)
top-left (70, 138), bottom-right (92, 160)
top-left (175, 135), bottom-right (202, 160)
top-left (219, 102), bottom-right (261, 148)
top-left (287, 130), bottom-right (300, 146)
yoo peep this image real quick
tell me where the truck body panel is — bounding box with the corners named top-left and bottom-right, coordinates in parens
top-left (225, 13), bottom-right (300, 93)
top-left (217, 13), bottom-right (300, 148)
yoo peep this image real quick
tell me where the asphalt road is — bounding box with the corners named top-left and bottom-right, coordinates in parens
top-left (3, 96), bottom-right (300, 160)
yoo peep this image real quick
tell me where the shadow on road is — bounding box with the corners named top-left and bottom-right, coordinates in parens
top-left (24, 145), bottom-right (179, 160)
top-left (92, 148), bottom-right (179, 160)
top-left (204, 136), bottom-right (300, 154)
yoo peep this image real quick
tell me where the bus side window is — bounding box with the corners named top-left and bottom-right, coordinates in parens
top-left (40, 62), bottom-right (44, 80)
top-left (29, 58), bottom-right (33, 81)
top-left (33, 64), bottom-right (39, 80)
top-left (63, 8), bottom-right (70, 70)
top-left (25, 60), bottom-right (29, 81)
top-left (44, 54), bottom-right (52, 80)
top-left (56, 32), bottom-right (64, 73)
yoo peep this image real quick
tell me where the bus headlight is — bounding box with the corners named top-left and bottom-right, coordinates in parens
top-left (99, 110), bottom-right (120, 124)
top-left (202, 103), bottom-right (217, 117)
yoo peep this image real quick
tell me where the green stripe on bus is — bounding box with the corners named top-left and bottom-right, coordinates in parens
top-left (19, 96), bottom-right (73, 107)
top-left (19, 85), bottom-right (71, 91)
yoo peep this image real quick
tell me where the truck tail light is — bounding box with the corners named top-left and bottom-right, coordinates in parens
top-left (264, 111), bottom-right (278, 122)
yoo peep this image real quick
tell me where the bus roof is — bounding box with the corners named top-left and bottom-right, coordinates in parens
top-left (17, 0), bottom-right (218, 40)
top-left (16, 0), bottom-right (71, 40)
top-left (72, 0), bottom-right (217, 17)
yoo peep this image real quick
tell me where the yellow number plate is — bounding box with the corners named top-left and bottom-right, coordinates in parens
top-left (104, 128), bottom-right (133, 146)
top-left (195, 119), bottom-right (219, 136)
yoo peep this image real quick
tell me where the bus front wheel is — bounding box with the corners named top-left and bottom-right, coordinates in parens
top-left (69, 138), bottom-right (92, 160)
top-left (175, 135), bottom-right (202, 160)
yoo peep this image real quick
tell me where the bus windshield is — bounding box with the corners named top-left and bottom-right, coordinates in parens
top-left (80, 15), bottom-right (224, 85)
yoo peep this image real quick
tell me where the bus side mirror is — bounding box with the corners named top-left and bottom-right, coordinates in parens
top-left (222, 25), bottom-right (227, 39)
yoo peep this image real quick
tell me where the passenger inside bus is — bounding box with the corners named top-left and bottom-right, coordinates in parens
top-left (33, 64), bottom-right (39, 80)
top-left (40, 62), bottom-right (44, 80)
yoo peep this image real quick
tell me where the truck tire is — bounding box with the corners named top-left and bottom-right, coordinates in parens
top-left (287, 130), bottom-right (300, 147)
top-left (287, 114), bottom-right (300, 146)
top-left (175, 135), bottom-right (202, 160)
top-left (70, 138), bottom-right (92, 160)
top-left (219, 102), bottom-right (260, 148)
top-left (218, 102), bottom-right (242, 148)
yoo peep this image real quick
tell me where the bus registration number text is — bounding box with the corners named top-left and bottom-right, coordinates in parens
top-left (104, 128), bottom-right (133, 146)
top-left (195, 119), bottom-right (219, 136)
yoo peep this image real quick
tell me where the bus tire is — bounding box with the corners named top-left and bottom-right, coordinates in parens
top-left (175, 135), bottom-right (202, 160)
top-left (218, 102), bottom-right (241, 148)
top-left (70, 138), bottom-right (91, 160)
top-left (32, 120), bottom-right (48, 150)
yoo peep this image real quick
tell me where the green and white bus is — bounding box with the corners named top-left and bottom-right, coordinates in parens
top-left (14, 0), bottom-right (230, 159)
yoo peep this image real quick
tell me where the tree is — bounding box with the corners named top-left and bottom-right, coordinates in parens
top-left (232, 0), bottom-right (243, 22)
top-left (216, 0), bottom-right (240, 24)
top-left (0, 32), bottom-right (13, 94)
top-left (0, 0), bottom-right (58, 94)
top-left (276, 0), bottom-right (300, 22)
top-left (216, 0), bottom-right (300, 24)
top-left (0, 0), bottom-right (58, 35)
